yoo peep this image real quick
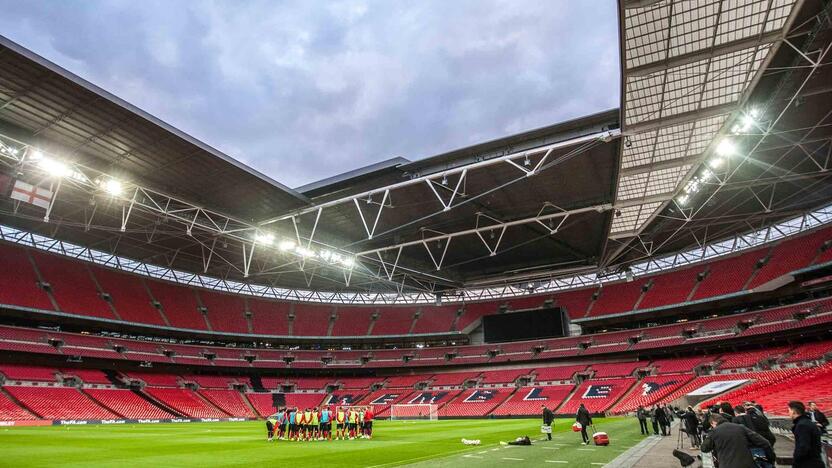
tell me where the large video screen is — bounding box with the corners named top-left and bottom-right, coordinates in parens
top-left (482, 308), bottom-right (567, 343)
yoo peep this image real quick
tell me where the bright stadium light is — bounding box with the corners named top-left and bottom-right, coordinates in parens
top-left (38, 157), bottom-right (72, 178)
top-left (254, 232), bottom-right (275, 245)
top-left (100, 178), bottom-right (124, 196)
top-left (278, 240), bottom-right (296, 251)
top-left (708, 157), bottom-right (725, 169)
top-left (341, 257), bottom-right (355, 269)
top-left (295, 246), bottom-right (316, 257)
top-left (676, 194), bottom-right (689, 206)
top-left (715, 138), bottom-right (737, 157)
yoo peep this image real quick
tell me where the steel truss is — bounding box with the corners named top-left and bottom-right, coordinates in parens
top-left (1, 201), bottom-right (831, 305)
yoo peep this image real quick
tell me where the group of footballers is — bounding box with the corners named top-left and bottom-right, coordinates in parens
top-left (266, 406), bottom-right (374, 442)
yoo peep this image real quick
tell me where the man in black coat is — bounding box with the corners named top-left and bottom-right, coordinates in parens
top-left (542, 405), bottom-right (555, 441)
top-left (655, 404), bottom-right (669, 436)
top-left (808, 401), bottom-right (829, 434)
top-left (743, 402), bottom-right (776, 447)
top-left (636, 405), bottom-right (649, 435)
top-left (576, 404), bottom-right (592, 445)
top-left (678, 406), bottom-right (700, 448)
top-left (789, 401), bottom-right (825, 468)
top-left (700, 414), bottom-right (775, 468)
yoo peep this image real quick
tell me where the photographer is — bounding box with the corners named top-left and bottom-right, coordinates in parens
top-left (701, 414), bottom-right (775, 468)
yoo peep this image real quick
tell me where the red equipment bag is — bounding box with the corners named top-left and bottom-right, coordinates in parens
top-left (593, 431), bottom-right (609, 446)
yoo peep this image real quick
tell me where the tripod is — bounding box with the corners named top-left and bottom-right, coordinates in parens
top-left (677, 427), bottom-right (688, 450)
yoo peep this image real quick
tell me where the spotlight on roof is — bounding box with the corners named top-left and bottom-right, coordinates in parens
top-left (278, 240), bottom-right (296, 251)
top-left (295, 246), bottom-right (316, 257)
top-left (676, 194), bottom-right (689, 206)
top-left (341, 257), bottom-right (355, 269)
top-left (708, 157), bottom-right (725, 169)
top-left (254, 233), bottom-right (275, 245)
top-left (38, 157), bottom-right (72, 178)
top-left (100, 178), bottom-right (124, 196)
top-left (715, 139), bottom-right (737, 157)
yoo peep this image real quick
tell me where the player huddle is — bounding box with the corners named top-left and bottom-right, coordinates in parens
top-left (266, 406), bottom-right (374, 442)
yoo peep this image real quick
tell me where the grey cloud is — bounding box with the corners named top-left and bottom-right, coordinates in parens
top-left (0, 0), bottom-right (620, 188)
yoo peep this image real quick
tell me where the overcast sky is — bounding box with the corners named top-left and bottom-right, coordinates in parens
top-left (0, 0), bottom-right (620, 189)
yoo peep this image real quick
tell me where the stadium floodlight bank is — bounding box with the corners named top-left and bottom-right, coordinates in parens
top-left (390, 404), bottom-right (439, 421)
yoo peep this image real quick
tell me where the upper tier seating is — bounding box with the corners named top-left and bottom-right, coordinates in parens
top-left (92, 267), bottom-right (165, 326)
top-left (385, 374), bottom-right (432, 388)
top-left (491, 385), bottom-right (574, 416)
top-left (5, 386), bottom-right (117, 420)
top-left (292, 304), bottom-right (333, 337)
top-left (0, 243), bottom-right (53, 310)
top-left (371, 308), bottom-right (417, 335)
top-left (749, 229), bottom-right (830, 288)
top-left (429, 371), bottom-right (481, 386)
top-left (183, 375), bottom-right (240, 389)
top-left (249, 299), bottom-right (290, 335)
top-left (123, 372), bottom-right (181, 387)
top-left (84, 388), bottom-right (174, 419)
top-left (3, 226), bottom-right (831, 335)
top-left (412, 306), bottom-right (458, 334)
top-left (32, 252), bottom-right (114, 319)
top-left (197, 291), bottom-right (249, 334)
top-left (146, 281), bottom-right (205, 330)
top-left (783, 341), bottom-right (832, 363)
top-left (143, 387), bottom-right (227, 418)
top-left (650, 356), bottom-right (715, 374)
top-left (637, 267), bottom-right (700, 310)
top-left (556, 378), bottom-right (636, 414)
top-left (692, 250), bottom-right (759, 300)
top-left (588, 282), bottom-right (643, 317)
top-left (439, 388), bottom-right (514, 417)
top-left (716, 347), bottom-right (792, 369)
top-left (199, 389), bottom-right (257, 417)
top-left (330, 307), bottom-right (373, 336)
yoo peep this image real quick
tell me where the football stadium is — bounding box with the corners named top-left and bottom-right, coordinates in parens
top-left (1, 1), bottom-right (832, 467)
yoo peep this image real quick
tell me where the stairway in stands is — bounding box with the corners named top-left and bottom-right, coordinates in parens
top-left (132, 388), bottom-right (185, 417)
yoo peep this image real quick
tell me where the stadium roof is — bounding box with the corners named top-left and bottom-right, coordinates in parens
top-left (0, 0), bottom-right (831, 299)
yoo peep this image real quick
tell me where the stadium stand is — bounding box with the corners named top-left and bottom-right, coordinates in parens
top-left (330, 307), bottom-right (374, 336)
top-left (248, 299), bottom-right (290, 335)
top-left (637, 267), bottom-right (700, 310)
top-left (0, 390), bottom-right (37, 420)
top-left (83, 388), bottom-right (174, 419)
top-left (610, 374), bottom-right (695, 414)
top-left (691, 250), bottom-right (760, 300)
top-left (371, 308), bottom-right (417, 335)
top-left (4, 386), bottom-right (117, 420)
top-left (146, 281), bottom-right (205, 330)
top-left (411, 306), bottom-right (457, 334)
top-left (292, 304), bottom-right (334, 337)
top-left (479, 368), bottom-right (530, 384)
top-left (556, 378), bottom-right (637, 414)
top-left (533, 365), bottom-right (587, 382)
top-left (199, 389), bottom-right (257, 417)
top-left (143, 387), bottom-right (227, 418)
top-left (588, 281), bottom-right (643, 317)
top-left (440, 388), bottom-right (514, 417)
top-left (0, 243), bottom-right (53, 310)
top-left (0, 364), bottom-right (58, 382)
top-left (590, 361), bottom-right (643, 378)
top-left (197, 291), bottom-right (249, 334)
top-left (92, 267), bottom-right (165, 326)
top-left (31, 252), bottom-right (114, 319)
top-left (491, 385), bottom-right (574, 416)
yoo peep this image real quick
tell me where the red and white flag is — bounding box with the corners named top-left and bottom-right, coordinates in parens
top-left (10, 179), bottom-right (52, 209)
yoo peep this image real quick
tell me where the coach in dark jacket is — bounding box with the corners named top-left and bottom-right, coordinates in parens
top-left (636, 406), bottom-right (649, 435)
top-left (744, 403), bottom-right (776, 446)
top-left (576, 404), bottom-right (592, 444)
top-left (790, 401), bottom-right (824, 468)
top-left (808, 401), bottom-right (829, 434)
top-left (655, 404), bottom-right (669, 436)
top-left (701, 414), bottom-right (775, 468)
top-left (542, 405), bottom-right (555, 441)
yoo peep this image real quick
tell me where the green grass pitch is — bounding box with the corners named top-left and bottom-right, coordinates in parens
top-left (0, 417), bottom-right (645, 467)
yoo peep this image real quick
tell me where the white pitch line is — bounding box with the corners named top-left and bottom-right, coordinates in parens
top-left (541, 447), bottom-right (560, 450)
top-left (578, 448), bottom-right (596, 451)
top-left (545, 461), bottom-right (568, 464)
top-left (463, 455), bottom-right (483, 459)
top-left (591, 463), bottom-right (606, 466)
top-left (502, 458), bottom-right (524, 461)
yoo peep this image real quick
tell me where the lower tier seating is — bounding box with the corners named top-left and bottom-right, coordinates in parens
top-left (143, 387), bottom-right (227, 418)
top-left (491, 385), bottom-right (574, 416)
top-left (439, 388), bottom-right (514, 417)
top-left (4, 386), bottom-right (117, 420)
top-left (84, 388), bottom-right (174, 419)
top-left (199, 389), bottom-right (257, 417)
top-left (556, 378), bottom-right (636, 414)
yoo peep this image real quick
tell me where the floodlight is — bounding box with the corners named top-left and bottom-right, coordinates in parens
top-left (38, 157), bottom-right (72, 178)
top-left (278, 240), bottom-right (296, 251)
top-left (28, 149), bottom-right (44, 161)
top-left (101, 178), bottom-right (124, 196)
top-left (255, 233), bottom-right (275, 245)
top-left (341, 257), bottom-right (355, 268)
top-left (700, 168), bottom-right (713, 181)
top-left (319, 250), bottom-right (333, 261)
top-left (676, 194), bottom-right (689, 206)
top-left (295, 246), bottom-right (316, 257)
top-left (708, 157), bottom-right (725, 169)
top-left (715, 139), bottom-right (737, 157)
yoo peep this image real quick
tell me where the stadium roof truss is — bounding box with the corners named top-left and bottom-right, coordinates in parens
top-left (1, 0), bottom-right (831, 301)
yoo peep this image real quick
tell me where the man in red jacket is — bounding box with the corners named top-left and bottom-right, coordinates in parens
top-left (363, 407), bottom-right (374, 439)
